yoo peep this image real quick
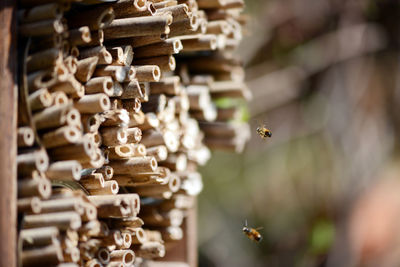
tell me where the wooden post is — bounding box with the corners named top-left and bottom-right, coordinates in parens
top-left (0, 0), bottom-right (17, 266)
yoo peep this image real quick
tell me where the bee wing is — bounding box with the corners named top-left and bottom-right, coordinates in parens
top-left (255, 227), bottom-right (263, 231)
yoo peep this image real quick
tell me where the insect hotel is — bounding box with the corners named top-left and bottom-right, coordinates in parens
top-left (0, 0), bottom-right (250, 266)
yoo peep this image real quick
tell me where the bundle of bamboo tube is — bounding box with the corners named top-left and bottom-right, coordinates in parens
top-left (16, 0), bottom-right (248, 266)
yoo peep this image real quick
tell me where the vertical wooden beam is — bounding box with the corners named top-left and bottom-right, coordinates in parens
top-left (0, 0), bottom-right (17, 266)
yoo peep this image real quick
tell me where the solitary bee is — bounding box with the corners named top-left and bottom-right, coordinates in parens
top-left (256, 124), bottom-right (272, 139)
top-left (243, 220), bottom-right (263, 242)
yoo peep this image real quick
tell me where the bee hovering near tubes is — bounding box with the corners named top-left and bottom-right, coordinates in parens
top-left (243, 220), bottom-right (263, 243)
top-left (256, 124), bottom-right (272, 140)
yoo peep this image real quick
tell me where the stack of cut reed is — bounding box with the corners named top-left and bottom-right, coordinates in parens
top-left (16, 0), bottom-right (248, 266)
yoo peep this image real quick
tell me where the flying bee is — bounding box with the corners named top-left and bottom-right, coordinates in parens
top-left (256, 124), bottom-right (272, 139)
top-left (243, 220), bottom-right (263, 242)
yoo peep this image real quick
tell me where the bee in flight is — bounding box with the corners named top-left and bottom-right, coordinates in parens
top-left (256, 124), bottom-right (272, 139)
top-left (243, 220), bottom-right (263, 242)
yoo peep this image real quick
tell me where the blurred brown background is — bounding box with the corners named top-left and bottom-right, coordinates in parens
top-left (198, 0), bottom-right (400, 266)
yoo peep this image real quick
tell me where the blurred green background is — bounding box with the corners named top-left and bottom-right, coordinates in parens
top-left (198, 0), bottom-right (400, 266)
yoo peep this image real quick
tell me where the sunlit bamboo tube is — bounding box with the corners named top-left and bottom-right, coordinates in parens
top-left (107, 144), bottom-right (134, 159)
top-left (126, 127), bottom-right (142, 143)
top-left (87, 180), bottom-right (119, 195)
top-left (97, 248), bottom-right (111, 265)
top-left (45, 160), bottom-right (82, 181)
top-left (168, 14), bottom-right (198, 37)
top-left (76, 56), bottom-right (99, 83)
top-left (160, 226), bottom-right (183, 241)
top-left (47, 136), bottom-right (96, 162)
top-left (40, 197), bottom-right (85, 214)
top-left (133, 174), bottom-right (181, 198)
top-left (95, 166), bottom-right (114, 180)
top-left (120, 232), bottom-right (132, 249)
top-left (133, 39), bottom-right (182, 58)
top-left (33, 105), bottom-right (81, 130)
top-left (23, 211), bottom-right (82, 230)
top-left (148, 76), bottom-right (180, 95)
top-left (121, 98), bottom-right (141, 113)
top-left (18, 127), bottom-right (35, 148)
top-left (146, 145), bottom-right (168, 161)
top-left (85, 259), bottom-right (102, 267)
top-left (69, 26), bottom-right (92, 46)
top-left (156, 4), bottom-right (190, 22)
top-left (136, 54), bottom-right (176, 72)
top-left (102, 109), bottom-right (130, 127)
top-left (51, 91), bottom-right (69, 106)
top-left (133, 241), bottom-right (165, 258)
top-left (109, 156), bottom-right (158, 175)
top-left (104, 15), bottom-right (172, 39)
top-left (41, 125), bottom-right (81, 148)
top-left (17, 149), bottom-right (49, 175)
top-left (80, 172), bottom-right (105, 190)
top-left (20, 226), bottom-right (59, 247)
top-left (28, 69), bottom-right (58, 92)
top-left (50, 75), bottom-right (84, 97)
top-left (140, 208), bottom-right (184, 227)
top-left (18, 197), bottom-right (42, 214)
top-left (109, 250), bottom-right (135, 266)
top-left (111, 217), bottom-right (144, 229)
top-left (18, 176), bottom-right (52, 199)
top-left (160, 153), bottom-right (187, 171)
top-left (178, 34), bottom-right (217, 51)
top-left (80, 46), bottom-right (113, 65)
top-left (121, 80), bottom-right (144, 99)
top-left (129, 227), bottom-right (147, 244)
top-left (143, 229), bottom-right (162, 243)
top-left (100, 126), bottom-right (128, 146)
top-left (94, 65), bottom-right (129, 83)
top-left (28, 88), bottom-right (53, 111)
top-left (107, 0), bottom-right (148, 18)
top-left (74, 93), bottom-right (111, 114)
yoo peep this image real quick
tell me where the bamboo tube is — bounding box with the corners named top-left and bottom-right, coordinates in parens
top-left (78, 220), bottom-right (101, 237)
top-left (103, 15), bottom-right (172, 39)
top-left (107, 0), bottom-right (148, 18)
top-left (112, 173), bottom-right (153, 185)
top-left (129, 228), bottom-right (147, 244)
top-left (160, 226), bottom-right (183, 241)
top-left (95, 166), bottom-right (114, 180)
top-left (40, 197), bottom-right (85, 215)
top-left (100, 126), bottom-right (128, 146)
top-left (121, 98), bottom-right (141, 113)
top-left (156, 4), bottom-right (190, 22)
top-left (112, 81), bottom-right (124, 97)
top-left (18, 177), bottom-right (51, 199)
top-left (111, 217), bottom-right (144, 229)
top-left (141, 94), bottom-right (166, 113)
top-left (28, 88), bottom-right (53, 111)
top-left (168, 15), bottom-right (198, 37)
top-left (45, 160), bottom-right (82, 181)
top-left (21, 243), bottom-right (64, 267)
top-left (27, 48), bottom-right (62, 73)
top-left (178, 34), bottom-right (217, 51)
top-left (109, 156), bottom-right (157, 175)
top-left (23, 211), bottom-right (82, 230)
top-left (50, 75), bottom-right (84, 97)
top-left (186, 85), bottom-right (211, 110)
top-left (18, 3), bottom-right (62, 23)
top-left (69, 26), bottom-right (92, 46)
top-left (85, 259), bottom-right (102, 267)
top-left (94, 65), bottom-right (128, 83)
top-left (81, 113), bottom-right (104, 133)
top-left (134, 65), bottom-right (161, 82)
top-left (109, 250), bottom-right (135, 266)
top-left (88, 196), bottom-right (133, 218)
top-left (138, 112), bottom-right (159, 131)
top-left (18, 197), bottom-right (42, 214)
top-left (141, 129), bottom-right (179, 152)
top-left (107, 144), bottom-right (134, 159)
top-left (146, 145), bottom-right (168, 161)
top-left (63, 246), bottom-right (80, 263)
top-left (41, 125), bottom-right (81, 148)
top-left (76, 56), bottom-right (99, 83)
top-left (128, 110), bottom-right (146, 127)
top-left (80, 46), bottom-right (113, 65)
top-left (68, 6), bottom-right (115, 30)
top-left (81, 29), bottom-right (104, 47)
top-left (74, 93), bottom-right (111, 114)
top-left (216, 107), bottom-right (239, 121)
top-left (121, 80), bottom-right (144, 99)
top-left (28, 69), bottom-right (57, 92)
top-left (160, 153), bottom-right (187, 171)
top-left (133, 175), bottom-right (181, 197)
top-left (80, 173), bottom-right (105, 190)
top-left (197, 0), bottom-right (226, 8)
top-left (82, 202), bottom-right (98, 222)
top-left (120, 232), bottom-right (132, 249)
top-left (18, 127), bottom-right (35, 148)
top-left (17, 149), bottom-right (49, 175)
top-left (108, 46), bottom-right (125, 65)
top-left (19, 18), bottom-right (64, 37)
top-left (140, 208), bottom-right (183, 227)
top-left (135, 55), bottom-right (176, 72)
top-left (143, 230), bottom-right (162, 243)
top-left (87, 180), bottom-right (119, 195)
top-left (206, 20), bottom-right (231, 35)
top-left (149, 76), bottom-right (180, 95)
top-left (102, 109), bottom-right (130, 127)
top-left (47, 136), bottom-right (96, 162)
top-left (133, 241), bottom-right (165, 258)
top-left (85, 131), bottom-right (102, 147)
top-left (97, 248), bottom-right (111, 265)
top-left (33, 105), bottom-right (79, 130)
top-left (133, 39), bottom-right (182, 58)
top-left (209, 80), bottom-right (252, 100)
top-left (126, 127), bottom-right (142, 143)
top-left (64, 56), bottom-right (78, 74)
top-left (157, 194), bottom-right (194, 210)
top-left (20, 226), bottom-right (59, 247)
